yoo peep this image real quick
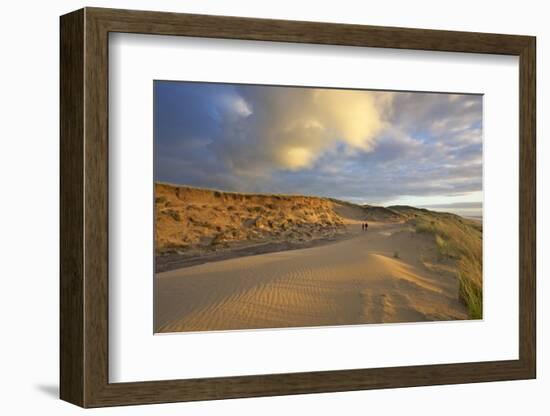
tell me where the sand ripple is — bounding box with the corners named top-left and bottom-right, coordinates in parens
top-left (156, 223), bottom-right (468, 332)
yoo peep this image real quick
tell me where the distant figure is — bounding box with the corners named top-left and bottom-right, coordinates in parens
top-left (364, 222), bottom-right (369, 231)
top-left (361, 223), bottom-right (365, 231)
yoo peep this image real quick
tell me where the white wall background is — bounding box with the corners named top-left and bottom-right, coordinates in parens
top-left (0, 0), bottom-right (545, 414)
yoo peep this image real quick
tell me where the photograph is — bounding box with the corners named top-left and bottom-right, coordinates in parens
top-left (153, 81), bottom-right (483, 333)
top-left (52, 5), bottom-right (538, 409)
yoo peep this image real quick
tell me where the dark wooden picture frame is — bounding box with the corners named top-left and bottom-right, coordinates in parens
top-left (60, 7), bottom-right (536, 408)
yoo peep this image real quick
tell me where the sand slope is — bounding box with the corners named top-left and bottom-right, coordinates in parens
top-left (155, 183), bottom-right (348, 257)
top-left (155, 183), bottom-right (412, 272)
top-left (156, 223), bottom-right (469, 332)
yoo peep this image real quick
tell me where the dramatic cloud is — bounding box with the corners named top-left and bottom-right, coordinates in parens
top-left (154, 81), bottom-right (482, 215)
top-left (211, 87), bottom-right (393, 174)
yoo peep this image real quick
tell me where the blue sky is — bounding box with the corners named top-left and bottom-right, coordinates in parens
top-left (155, 81), bottom-right (482, 217)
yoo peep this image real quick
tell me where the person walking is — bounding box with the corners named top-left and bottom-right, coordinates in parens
top-left (365, 221), bottom-right (369, 231)
top-left (362, 223), bottom-right (365, 231)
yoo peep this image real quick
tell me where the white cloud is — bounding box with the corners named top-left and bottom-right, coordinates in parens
top-left (215, 88), bottom-right (395, 173)
top-left (219, 94), bottom-right (252, 118)
top-left (157, 82), bottom-right (483, 206)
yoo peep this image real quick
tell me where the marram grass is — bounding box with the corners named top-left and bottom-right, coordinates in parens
top-left (413, 212), bottom-right (482, 319)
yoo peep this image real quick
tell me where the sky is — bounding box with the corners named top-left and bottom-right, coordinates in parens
top-left (155, 81), bottom-right (482, 218)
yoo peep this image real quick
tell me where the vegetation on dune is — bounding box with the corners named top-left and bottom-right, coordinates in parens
top-left (401, 208), bottom-right (483, 319)
top-left (155, 183), bottom-right (347, 254)
top-left (155, 184), bottom-right (483, 319)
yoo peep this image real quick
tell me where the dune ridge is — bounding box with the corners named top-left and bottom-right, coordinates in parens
top-left (155, 183), bottom-right (403, 262)
top-left (156, 183), bottom-right (346, 254)
top-left (156, 222), bottom-right (469, 332)
top-left (155, 183), bottom-right (482, 330)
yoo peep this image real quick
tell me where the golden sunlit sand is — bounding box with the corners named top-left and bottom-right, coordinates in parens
top-left (155, 184), bottom-right (480, 333)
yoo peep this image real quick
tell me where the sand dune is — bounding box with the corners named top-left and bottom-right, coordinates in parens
top-left (156, 222), bottom-right (469, 333)
top-left (155, 184), bottom-right (481, 331)
top-left (155, 183), bottom-right (348, 259)
top-left (155, 183), bottom-right (410, 272)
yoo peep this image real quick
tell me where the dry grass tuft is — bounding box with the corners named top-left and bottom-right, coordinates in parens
top-left (154, 183), bottom-right (347, 255)
top-left (411, 211), bottom-right (482, 319)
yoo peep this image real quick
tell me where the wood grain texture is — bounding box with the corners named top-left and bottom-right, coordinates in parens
top-left (59, 8), bottom-right (84, 406)
top-left (518, 38), bottom-right (537, 376)
top-left (83, 10), bottom-right (110, 406)
top-left (88, 7), bottom-right (532, 54)
top-left (59, 7), bottom-right (537, 408)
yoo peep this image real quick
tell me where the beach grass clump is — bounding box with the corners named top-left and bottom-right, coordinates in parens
top-left (165, 209), bottom-right (182, 222)
top-left (414, 212), bottom-right (482, 319)
top-left (155, 196), bottom-right (167, 204)
top-left (458, 268), bottom-right (482, 319)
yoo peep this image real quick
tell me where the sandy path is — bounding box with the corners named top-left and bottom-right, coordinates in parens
top-left (156, 223), bottom-right (469, 332)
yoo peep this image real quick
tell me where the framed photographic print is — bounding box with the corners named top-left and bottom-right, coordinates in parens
top-left (60, 7), bottom-right (536, 407)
